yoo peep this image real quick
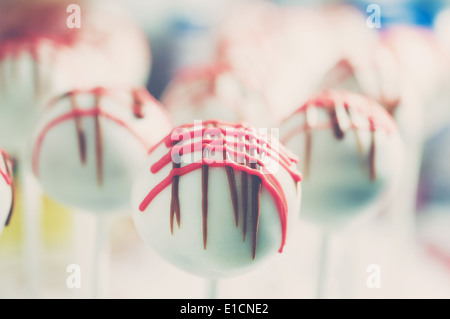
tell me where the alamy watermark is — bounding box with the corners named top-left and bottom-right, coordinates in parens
top-left (366, 4), bottom-right (381, 29)
top-left (366, 264), bottom-right (381, 288)
top-left (66, 264), bottom-right (81, 289)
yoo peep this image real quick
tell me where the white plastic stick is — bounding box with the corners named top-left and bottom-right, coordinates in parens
top-left (73, 212), bottom-right (109, 299)
top-left (208, 279), bottom-right (218, 299)
top-left (92, 214), bottom-right (110, 299)
top-left (20, 154), bottom-right (43, 298)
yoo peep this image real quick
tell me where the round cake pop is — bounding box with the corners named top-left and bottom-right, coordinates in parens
top-left (162, 63), bottom-right (270, 128)
top-left (132, 120), bottom-right (302, 279)
top-left (0, 148), bottom-right (14, 236)
top-left (215, 2), bottom-right (337, 126)
top-left (0, 0), bottom-right (151, 155)
top-left (317, 4), bottom-right (402, 115)
top-left (280, 90), bottom-right (404, 231)
top-left (31, 87), bottom-right (172, 212)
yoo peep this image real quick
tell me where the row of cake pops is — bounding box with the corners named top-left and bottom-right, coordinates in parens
top-left (163, 1), bottom-right (450, 241)
top-left (129, 2), bottom-right (450, 293)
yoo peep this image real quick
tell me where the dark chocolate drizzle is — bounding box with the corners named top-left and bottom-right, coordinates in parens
top-left (328, 106), bottom-right (345, 140)
top-left (225, 160), bottom-right (239, 227)
top-left (94, 94), bottom-right (104, 186)
top-left (132, 88), bottom-right (146, 119)
top-left (32, 88), bottom-right (157, 189)
top-left (201, 164), bottom-right (208, 249)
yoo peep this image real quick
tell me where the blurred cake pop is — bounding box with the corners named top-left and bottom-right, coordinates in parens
top-left (215, 2), bottom-right (337, 126)
top-left (0, 0), bottom-right (151, 155)
top-left (280, 90), bottom-right (403, 231)
top-left (0, 148), bottom-right (14, 236)
top-left (161, 63), bottom-right (270, 128)
top-left (132, 120), bottom-right (302, 278)
top-left (371, 25), bottom-right (450, 244)
top-left (31, 87), bottom-right (172, 212)
top-left (379, 25), bottom-right (450, 139)
top-left (317, 4), bottom-right (402, 115)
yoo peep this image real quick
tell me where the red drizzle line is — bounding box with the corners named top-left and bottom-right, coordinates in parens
top-left (369, 124), bottom-right (376, 180)
top-left (251, 168), bottom-right (262, 259)
top-left (132, 87), bottom-right (158, 119)
top-left (70, 93), bottom-right (87, 164)
top-left (140, 120), bottom-right (302, 258)
top-left (224, 148), bottom-right (239, 227)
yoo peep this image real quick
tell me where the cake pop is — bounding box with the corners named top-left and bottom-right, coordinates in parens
top-left (132, 120), bottom-right (302, 279)
top-left (161, 63), bottom-right (270, 128)
top-left (280, 90), bottom-right (404, 231)
top-left (215, 2), bottom-right (337, 127)
top-left (380, 25), bottom-right (450, 140)
top-left (0, 0), bottom-right (151, 155)
top-left (31, 87), bottom-right (172, 212)
top-left (0, 148), bottom-right (14, 236)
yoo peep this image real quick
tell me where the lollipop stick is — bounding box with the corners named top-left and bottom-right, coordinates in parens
top-left (19, 157), bottom-right (43, 298)
top-left (208, 279), bottom-right (218, 299)
top-left (91, 214), bottom-right (110, 299)
top-left (316, 231), bottom-right (330, 299)
top-left (73, 212), bottom-right (110, 299)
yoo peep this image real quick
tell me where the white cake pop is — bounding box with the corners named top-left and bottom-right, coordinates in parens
top-left (0, 0), bottom-right (151, 155)
top-left (31, 87), bottom-right (172, 212)
top-left (215, 2), bottom-right (337, 126)
top-left (132, 120), bottom-right (302, 279)
top-left (280, 90), bottom-right (404, 231)
top-left (0, 148), bottom-right (14, 236)
top-left (161, 63), bottom-right (270, 128)
top-left (379, 25), bottom-right (450, 139)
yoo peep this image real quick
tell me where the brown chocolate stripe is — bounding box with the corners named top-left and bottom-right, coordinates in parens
top-left (250, 163), bottom-right (262, 260)
top-left (170, 162), bottom-right (181, 234)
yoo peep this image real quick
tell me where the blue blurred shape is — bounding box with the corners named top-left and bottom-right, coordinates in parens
top-left (351, 0), bottom-right (445, 28)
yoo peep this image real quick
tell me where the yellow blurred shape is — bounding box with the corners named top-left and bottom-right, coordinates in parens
top-left (0, 183), bottom-right (73, 252)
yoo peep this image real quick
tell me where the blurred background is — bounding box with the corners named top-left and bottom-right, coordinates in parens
top-left (1, 0), bottom-right (450, 299)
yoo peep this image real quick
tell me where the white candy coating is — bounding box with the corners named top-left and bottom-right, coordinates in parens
top-left (132, 121), bottom-right (301, 279)
top-left (31, 87), bottom-right (172, 212)
top-left (280, 91), bottom-right (404, 231)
